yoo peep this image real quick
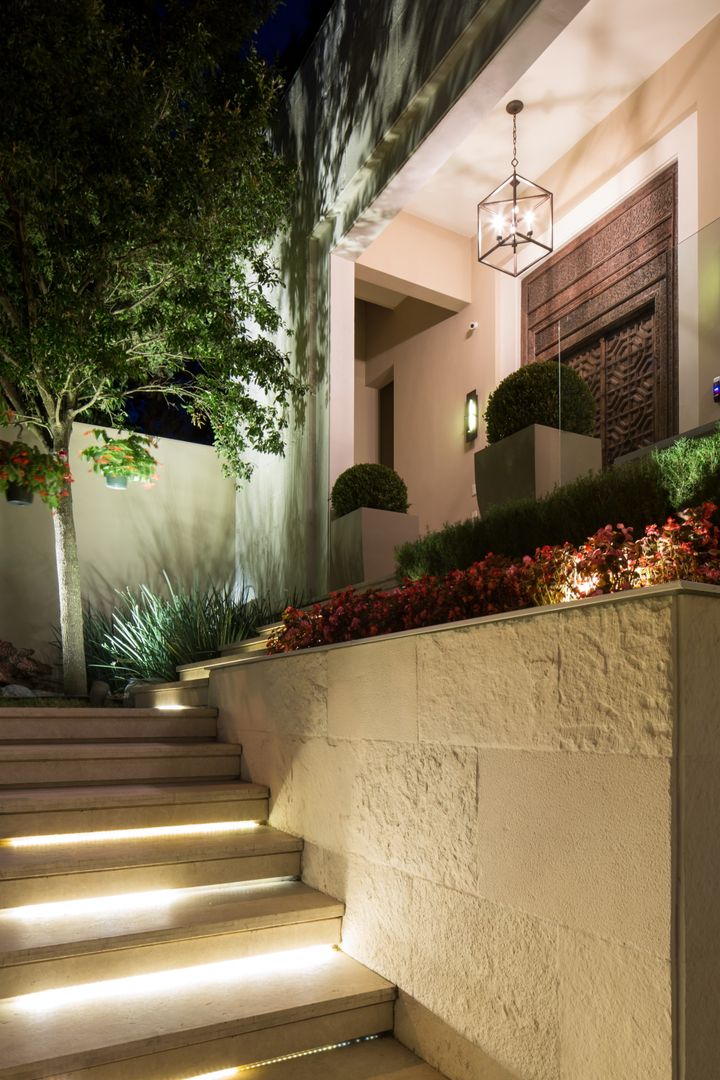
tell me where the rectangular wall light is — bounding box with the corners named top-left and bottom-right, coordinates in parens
top-left (465, 390), bottom-right (479, 442)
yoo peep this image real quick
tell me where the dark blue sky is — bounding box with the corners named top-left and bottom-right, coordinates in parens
top-left (256, 0), bottom-right (335, 77)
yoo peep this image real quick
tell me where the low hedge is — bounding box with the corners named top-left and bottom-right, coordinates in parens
top-left (268, 503), bottom-right (720, 652)
top-left (396, 428), bottom-right (720, 578)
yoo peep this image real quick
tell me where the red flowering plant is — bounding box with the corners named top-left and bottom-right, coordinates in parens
top-left (80, 429), bottom-right (158, 485)
top-left (633, 503), bottom-right (720, 586)
top-left (268, 503), bottom-right (720, 654)
top-left (0, 440), bottom-right (72, 509)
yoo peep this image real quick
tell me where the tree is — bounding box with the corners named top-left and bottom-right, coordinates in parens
top-left (0, 0), bottom-right (303, 695)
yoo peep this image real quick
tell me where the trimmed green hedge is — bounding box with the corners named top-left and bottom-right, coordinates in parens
top-left (484, 360), bottom-right (596, 444)
top-left (395, 429), bottom-right (720, 579)
top-left (331, 463), bottom-right (409, 518)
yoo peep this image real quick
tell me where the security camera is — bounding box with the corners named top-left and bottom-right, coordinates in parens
top-left (468, 321), bottom-right (478, 330)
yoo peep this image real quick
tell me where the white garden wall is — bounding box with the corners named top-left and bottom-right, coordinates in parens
top-left (211, 583), bottom-right (720, 1080)
top-left (0, 424), bottom-right (235, 664)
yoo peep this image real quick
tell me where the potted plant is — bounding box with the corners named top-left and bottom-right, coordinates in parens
top-left (474, 361), bottom-right (601, 513)
top-left (0, 441), bottom-right (72, 508)
top-left (329, 463), bottom-right (419, 589)
top-left (80, 429), bottom-right (158, 489)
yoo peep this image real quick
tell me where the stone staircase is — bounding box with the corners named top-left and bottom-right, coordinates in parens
top-left (133, 623), bottom-right (281, 708)
top-left (0, 705), bottom-right (443, 1079)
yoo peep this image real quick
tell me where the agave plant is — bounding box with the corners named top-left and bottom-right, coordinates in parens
top-left (82, 576), bottom-right (277, 690)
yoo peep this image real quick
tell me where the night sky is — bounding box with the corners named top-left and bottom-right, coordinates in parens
top-left (256, 0), bottom-right (336, 79)
top-left (127, 0), bottom-right (336, 443)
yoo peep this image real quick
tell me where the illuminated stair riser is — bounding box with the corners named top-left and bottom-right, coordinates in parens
top-left (5, 820), bottom-right (261, 848)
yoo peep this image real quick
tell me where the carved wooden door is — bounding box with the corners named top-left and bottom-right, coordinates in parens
top-left (522, 165), bottom-right (677, 466)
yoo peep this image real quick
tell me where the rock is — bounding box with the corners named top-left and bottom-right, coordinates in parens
top-left (89, 680), bottom-right (112, 707)
top-left (0, 684), bottom-right (35, 698)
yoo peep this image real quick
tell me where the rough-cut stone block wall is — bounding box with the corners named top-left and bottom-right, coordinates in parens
top-left (211, 585), bottom-right (720, 1080)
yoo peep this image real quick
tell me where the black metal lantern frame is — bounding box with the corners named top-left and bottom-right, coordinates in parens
top-left (477, 101), bottom-right (553, 278)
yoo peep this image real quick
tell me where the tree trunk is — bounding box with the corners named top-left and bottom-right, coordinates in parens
top-left (51, 428), bottom-right (87, 696)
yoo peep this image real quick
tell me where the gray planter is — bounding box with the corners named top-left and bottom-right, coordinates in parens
top-left (474, 424), bottom-right (602, 515)
top-left (329, 507), bottom-right (419, 591)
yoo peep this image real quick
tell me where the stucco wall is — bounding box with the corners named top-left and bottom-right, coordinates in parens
top-left (356, 230), bottom-right (495, 532)
top-left (352, 16), bottom-right (720, 534)
top-left (211, 585), bottom-right (720, 1080)
top-left (0, 424), bottom-right (235, 662)
top-left (234, 0), bottom-right (577, 600)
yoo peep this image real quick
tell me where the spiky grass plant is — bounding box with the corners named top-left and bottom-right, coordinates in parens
top-left (83, 575), bottom-right (276, 690)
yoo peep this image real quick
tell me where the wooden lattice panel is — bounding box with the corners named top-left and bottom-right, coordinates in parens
top-left (522, 165), bottom-right (677, 465)
top-left (567, 310), bottom-right (656, 466)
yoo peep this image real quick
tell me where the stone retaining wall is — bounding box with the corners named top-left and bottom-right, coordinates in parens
top-left (210, 583), bottom-right (720, 1080)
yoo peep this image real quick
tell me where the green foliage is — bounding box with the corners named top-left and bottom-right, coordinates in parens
top-left (484, 361), bottom-right (596, 444)
top-left (396, 429), bottom-right (720, 578)
top-left (331, 463), bottom-right (409, 518)
top-left (83, 577), bottom-right (276, 690)
top-left (0, 0), bottom-right (302, 477)
top-left (80, 429), bottom-right (158, 483)
top-left (0, 440), bottom-right (71, 508)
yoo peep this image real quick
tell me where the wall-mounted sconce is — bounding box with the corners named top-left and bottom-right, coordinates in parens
top-left (477, 101), bottom-right (553, 277)
top-left (465, 390), bottom-right (479, 442)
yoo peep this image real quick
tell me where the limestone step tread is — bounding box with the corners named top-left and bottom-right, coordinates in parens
top-left (177, 650), bottom-right (268, 678)
top-left (245, 1035), bottom-right (446, 1078)
top-left (0, 824), bottom-right (301, 882)
top-left (0, 949), bottom-right (395, 1079)
top-left (0, 779), bottom-right (268, 815)
top-left (0, 708), bottom-right (217, 719)
top-left (0, 741), bottom-right (241, 761)
top-left (0, 709), bottom-right (218, 742)
top-left (133, 677), bottom-right (209, 693)
top-left (0, 880), bottom-right (342, 966)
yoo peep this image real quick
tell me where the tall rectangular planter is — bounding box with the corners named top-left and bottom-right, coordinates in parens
top-left (328, 507), bottom-right (419, 591)
top-left (474, 423), bottom-right (602, 515)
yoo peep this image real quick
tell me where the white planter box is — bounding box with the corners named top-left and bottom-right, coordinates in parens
top-left (474, 423), bottom-right (602, 515)
top-left (329, 507), bottom-right (419, 591)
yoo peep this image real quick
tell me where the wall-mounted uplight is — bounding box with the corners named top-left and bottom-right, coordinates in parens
top-left (465, 390), bottom-right (479, 442)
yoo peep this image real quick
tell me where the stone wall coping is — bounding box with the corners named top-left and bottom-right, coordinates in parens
top-left (211, 579), bottom-right (720, 670)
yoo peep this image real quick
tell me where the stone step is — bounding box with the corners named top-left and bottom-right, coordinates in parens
top-left (177, 650), bottom-right (266, 680)
top-left (244, 1034), bottom-right (446, 1078)
top-left (0, 741), bottom-right (241, 787)
top-left (132, 678), bottom-right (209, 709)
top-left (0, 824), bottom-right (302, 907)
top-left (0, 780), bottom-right (268, 837)
top-left (171, 626), bottom-right (283, 681)
top-left (220, 623), bottom-right (283, 655)
top-left (0, 880), bottom-right (343, 996)
top-left (0, 947), bottom-right (395, 1080)
top-left (0, 707), bottom-right (218, 742)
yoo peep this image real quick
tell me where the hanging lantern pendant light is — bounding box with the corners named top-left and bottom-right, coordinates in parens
top-left (477, 100), bottom-right (553, 277)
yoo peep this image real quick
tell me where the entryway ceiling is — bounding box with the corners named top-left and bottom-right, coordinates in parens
top-left (405, 0), bottom-right (718, 237)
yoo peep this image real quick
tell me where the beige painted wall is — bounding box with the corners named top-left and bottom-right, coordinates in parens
top-left (0, 424), bottom-right (235, 662)
top-left (354, 17), bottom-right (720, 534)
top-left (356, 249), bottom-right (495, 533)
top-left (211, 585), bottom-right (720, 1079)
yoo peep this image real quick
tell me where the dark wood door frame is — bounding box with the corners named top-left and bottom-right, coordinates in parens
top-left (521, 165), bottom-right (678, 458)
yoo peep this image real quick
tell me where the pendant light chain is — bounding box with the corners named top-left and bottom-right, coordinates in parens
top-left (477, 98), bottom-right (554, 276)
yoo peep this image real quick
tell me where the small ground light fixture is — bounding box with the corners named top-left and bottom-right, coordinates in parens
top-left (465, 390), bottom-right (479, 442)
top-left (477, 100), bottom-right (553, 277)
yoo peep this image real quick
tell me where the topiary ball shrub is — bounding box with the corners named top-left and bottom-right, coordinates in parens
top-left (331, 463), bottom-right (409, 518)
top-left (484, 360), bottom-right (596, 445)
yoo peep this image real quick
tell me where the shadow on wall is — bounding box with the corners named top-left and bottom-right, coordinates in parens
top-left (0, 425), bottom-right (236, 662)
top-left (277, 0), bottom-right (505, 387)
top-left (363, 298), bottom-right (455, 360)
top-left (262, 1), bottom-right (538, 600)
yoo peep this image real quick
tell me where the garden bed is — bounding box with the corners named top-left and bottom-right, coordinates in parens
top-left (269, 502), bottom-right (720, 652)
